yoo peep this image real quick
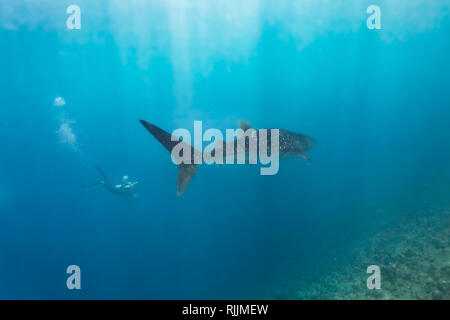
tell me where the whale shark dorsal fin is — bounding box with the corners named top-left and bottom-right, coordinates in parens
top-left (239, 120), bottom-right (252, 131)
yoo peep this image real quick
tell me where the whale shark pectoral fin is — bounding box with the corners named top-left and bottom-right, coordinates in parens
top-left (239, 120), bottom-right (252, 131)
top-left (300, 153), bottom-right (312, 165)
top-left (177, 164), bottom-right (198, 196)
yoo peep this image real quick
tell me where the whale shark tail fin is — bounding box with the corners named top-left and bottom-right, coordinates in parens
top-left (139, 120), bottom-right (182, 153)
top-left (139, 120), bottom-right (198, 196)
top-left (177, 163), bottom-right (197, 196)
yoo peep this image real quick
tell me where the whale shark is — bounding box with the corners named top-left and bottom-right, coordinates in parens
top-left (139, 120), bottom-right (316, 196)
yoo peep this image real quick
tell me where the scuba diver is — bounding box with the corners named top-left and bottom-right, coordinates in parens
top-left (89, 166), bottom-right (139, 198)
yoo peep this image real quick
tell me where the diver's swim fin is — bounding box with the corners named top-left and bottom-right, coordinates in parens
top-left (140, 120), bottom-right (199, 196)
top-left (94, 165), bottom-right (109, 182)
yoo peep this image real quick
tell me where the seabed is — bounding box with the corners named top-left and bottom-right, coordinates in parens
top-left (275, 175), bottom-right (450, 300)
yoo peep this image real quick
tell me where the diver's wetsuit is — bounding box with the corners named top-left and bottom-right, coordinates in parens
top-left (94, 166), bottom-right (138, 198)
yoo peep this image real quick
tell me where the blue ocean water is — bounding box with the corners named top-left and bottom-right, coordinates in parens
top-left (0, 1), bottom-right (449, 299)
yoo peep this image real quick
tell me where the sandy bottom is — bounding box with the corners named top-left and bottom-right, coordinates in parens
top-left (274, 179), bottom-right (450, 300)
